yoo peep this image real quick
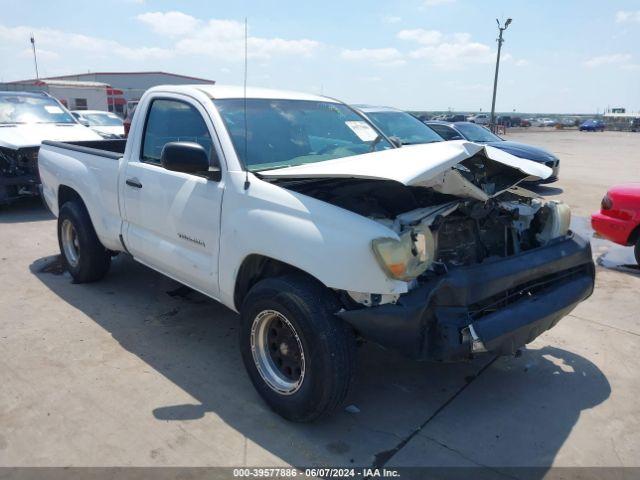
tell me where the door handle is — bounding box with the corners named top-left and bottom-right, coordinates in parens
top-left (126, 178), bottom-right (142, 189)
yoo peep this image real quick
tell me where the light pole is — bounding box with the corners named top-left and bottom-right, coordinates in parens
top-left (490, 18), bottom-right (512, 133)
top-left (30, 33), bottom-right (39, 79)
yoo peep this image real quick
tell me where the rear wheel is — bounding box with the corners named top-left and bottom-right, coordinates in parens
top-left (57, 201), bottom-right (111, 282)
top-left (239, 274), bottom-right (356, 422)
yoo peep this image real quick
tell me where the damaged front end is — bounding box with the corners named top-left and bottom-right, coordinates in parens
top-left (0, 146), bottom-right (40, 205)
top-left (266, 144), bottom-right (594, 361)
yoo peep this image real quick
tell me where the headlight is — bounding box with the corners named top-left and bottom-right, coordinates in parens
top-left (536, 201), bottom-right (571, 243)
top-left (372, 227), bottom-right (435, 281)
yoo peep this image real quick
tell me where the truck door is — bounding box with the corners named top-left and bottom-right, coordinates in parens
top-left (121, 95), bottom-right (224, 298)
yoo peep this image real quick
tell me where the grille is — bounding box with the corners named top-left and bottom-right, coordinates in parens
top-left (467, 264), bottom-right (589, 321)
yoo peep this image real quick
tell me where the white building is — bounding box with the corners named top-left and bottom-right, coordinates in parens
top-left (0, 79), bottom-right (124, 112)
top-left (603, 107), bottom-right (640, 131)
top-left (43, 71), bottom-right (216, 104)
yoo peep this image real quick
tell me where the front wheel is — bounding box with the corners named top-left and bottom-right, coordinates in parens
top-left (57, 201), bottom-right (111, 282)
top-left (239, 274), bottom-right (356, 422)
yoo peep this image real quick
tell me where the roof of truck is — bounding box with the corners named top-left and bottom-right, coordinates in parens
top-left (149, 84), bottom-right (339, 103)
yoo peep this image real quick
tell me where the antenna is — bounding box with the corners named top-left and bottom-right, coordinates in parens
top-left (243, 17), bottom-right (250, 190)
top-left (30, 33), bottom-right (39, 79)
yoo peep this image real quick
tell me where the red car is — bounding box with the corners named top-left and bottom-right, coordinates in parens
top-left (591, 184), bottom-right (640, 264)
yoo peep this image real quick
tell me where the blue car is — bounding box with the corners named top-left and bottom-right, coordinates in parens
top-left (579, 119), bottom-right (605, 132)
top-left (425, 121), bottom-right (560, 183)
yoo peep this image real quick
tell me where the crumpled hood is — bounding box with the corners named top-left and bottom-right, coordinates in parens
top-left (0, 123), bottom-right (102, 149)
top-left (260, 140), bottom-right (552, 188)
top-left (487, 141), bottom-right (556, 162)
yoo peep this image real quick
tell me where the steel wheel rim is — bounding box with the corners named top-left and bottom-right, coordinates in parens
top-left (61, 219), bottom-right (80, 268)
top-left (250, 309), bottom-right (305, 395)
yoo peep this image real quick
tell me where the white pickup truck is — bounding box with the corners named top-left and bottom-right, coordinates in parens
top-left (39, 85), bottom-right (595, 422)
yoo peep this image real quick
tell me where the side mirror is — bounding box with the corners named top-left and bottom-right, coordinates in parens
top-left (161, 142), bottom-right (220, 180)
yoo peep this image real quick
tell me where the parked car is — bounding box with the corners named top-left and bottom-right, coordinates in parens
top-left (531, 118), bottom-right (556, 127)
top-left (71, 110), bottom-right (125, 138)
top-left (496, 116), bottom-right (512, 127)
top-left (559, 117), bottom-right (577, 128)
top-left (0, 91), bottom-right (103, 205)
top-left (443, 114), bottom-right (466, 122)
top-left (510, 117), bottom-right (523, 127)
top-left (39, 84), bottom-right (594, 421)
top-left (425, 121), bottom-right (560, 182)
top-left (354, 105), bottom-right (443, 146)
top-left (467, 113), bottom-right (490, 125)
top-left (413, 113), bottom-right (431, 122)
top-left (580, 119), bottom-right (605, 132)
top-left (592, 184), bottom-right (640, 264)
top-left (123, 101), bottom-right (139, 137)
top-left (520, 119), bottom-right (532, 127)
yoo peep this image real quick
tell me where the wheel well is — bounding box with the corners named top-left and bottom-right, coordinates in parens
top-left (233, 255), bottom-right (320, 311)
top-left (58, 185), bottom-right (83, 210)
top-left (628, 224), bottom-right (640, 246)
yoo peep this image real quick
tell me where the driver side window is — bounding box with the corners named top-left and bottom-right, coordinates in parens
top-left (141, 99), bottom-right (213, 164)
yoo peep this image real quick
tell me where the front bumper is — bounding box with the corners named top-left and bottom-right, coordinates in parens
top-left (338, 233), bottom-right (594, 361)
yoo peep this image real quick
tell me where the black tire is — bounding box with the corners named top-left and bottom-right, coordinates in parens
top-left (635, 237), bottom-right (640, 266)
top-left (57, 201), bottom-right (111, 283)
top-left (239, 273), bottom-right (356, 422)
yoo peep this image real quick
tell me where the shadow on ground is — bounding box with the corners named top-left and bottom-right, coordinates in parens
top-left (0, 197), bottom-right (54, 223)
top-left (529, 185), bottom-right (564, 196)
top-left (28, 246), bottom-right (611, 471)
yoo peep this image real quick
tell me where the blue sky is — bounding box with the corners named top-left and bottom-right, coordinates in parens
top-left (1, 0), bottom-right (639, 113)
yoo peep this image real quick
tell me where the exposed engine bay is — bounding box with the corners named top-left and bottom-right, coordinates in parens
top-left (271, 164), bottom-right (571, 304)
top-left (0, 146), bottom-right (40, 203)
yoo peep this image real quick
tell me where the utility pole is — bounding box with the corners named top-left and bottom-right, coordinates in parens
top-left (490, 18), bottom-right (512, 133)
top-left (30, 33), bottom-right (39, 79)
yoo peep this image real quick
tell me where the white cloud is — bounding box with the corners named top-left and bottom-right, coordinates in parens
top-left (397, 29), bottom-right (442, 45)
top-left (423, 0), bottom-right (455, 6)
top-left (584, 53), bottom-right (632, 68)
top-left (381, 15), bottom-right (402, 24)
top-left (18, 47), bottom-right (59, 61)
top-left (398, 30), bottom-right (494, 69)
top-left (616, 10), bottom-right (640, 23)
top-left (136, 14), bottom-right (321, 60)
top-left (340, 47), bottom-right (405, 67)
top-left (514, 59), bottom-right (530, 67)
top-left (0, 24), bottom-right (172, 62)
top-left (136, 11), bottom-right (201, 37)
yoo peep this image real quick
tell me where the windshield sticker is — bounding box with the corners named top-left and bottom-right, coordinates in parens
top-left (345, 121), bottom-right (378, 142)
top-left (44, 105), bottom-right (63, 114)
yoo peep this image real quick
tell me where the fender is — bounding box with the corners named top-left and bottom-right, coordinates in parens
top-left (217, 172), bottom-right (408, 310)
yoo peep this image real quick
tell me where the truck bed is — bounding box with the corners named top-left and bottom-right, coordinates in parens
top-left (38, 138), bottom-right (127, 252)
top-left (41, 139), bottom-right (127, 160)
